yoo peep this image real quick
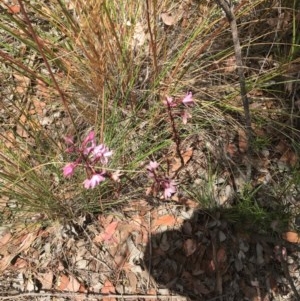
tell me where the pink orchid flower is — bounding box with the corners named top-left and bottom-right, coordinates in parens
top-left (182, 92), bottom-right (194, 106)
top-left (163, 96), bottom-right (177, 107)
top-left (147, 161), bottom-right (159, 177)
top-left (92, 144), bottom-right (113, 164)
top-left (83, 173), bottom-right (106, 189)
top-left (82, 131), bottom-right (96, 155)
top-left (63, 162), bottom-right (77, 178)
top-left (162, 179), bottom-right (177, 199)
top-left (64, 136), bottom-right (74, 145)
top-left (147, 161), bottom-right (159, 171)
top-left (182, 110), bottom-right (192, 125)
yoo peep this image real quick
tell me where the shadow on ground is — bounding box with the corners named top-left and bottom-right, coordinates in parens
top-left (143, 209), bottom-right (297, 301)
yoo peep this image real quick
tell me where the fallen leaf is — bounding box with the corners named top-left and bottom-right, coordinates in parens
top-left (171, 148), bottom-right (193, 172)
top-left (279, 150), bottom-right (298, 167)
top-left (65, 275), bottom-right (81, 292)
top-left (226, 142), bottom-right (238, 157)
top-left (101, 280), bottom-right (116, 301)
top-left (13, 258), bottom-right (27, 269)
top-left (275, 140), bottom-right (288, 154)
top-left (147, 288), bottom-right (157, 295)
top-left (161, 12), bottom-right (177, 26)
top-left (57, 274), bottom-right (69, 290)
top-left (0, 231), bottom-right (38, 271)
top-left (0, 232), bottom-right (12, 247)
top-left (152, 215), bottom-right (176, 230)
top-left (282, 231), bottom-right (300, 244)
top-left (127, 271), bottom-right (137, 293)
top-left (7, 5), bottom-right (21, 14)
top-left (36, 271), bottom-right (53, 290)
top-left (29, 97), bottom-right (46, 116)
top-left (13, 74), bottom-right (31, 94)
top-left (132, 22), bottom-right (147, 48)
top-left (94, 221), bottom-right (119, 243)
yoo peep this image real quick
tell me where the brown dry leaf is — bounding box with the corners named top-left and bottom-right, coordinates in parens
top-left (184, 239), bottom-right (197, 256)
top-left (57, 274), bottom-right (69, 290)
top-left (17, 115), bottom-right (30, 138)
top-left (161, 12), bottom-right (177, 26)
top-left (36, 271), bottom-right (53, 290)
top-left (171, 148), bottom-right (193, 172)
top-left (238, 128), bottom-right (248, 153)
top-left (101, 280), bottom-right (116, 301)
top-left (7, 5), bottom-right (21, 14)
top-left (118, 222), bottom-right (138, 243)
top-left (147, 288), bottom-right (157, 295)
top-left (275, 140), bottom-right (298, 167)
top-left (78, 283), bottom-right (87, 293)
top-left (13, 74), bottom-right (31, 94)
top-left (279, 150), bottom-right (298, 167)
top-left (36, 79), bottom-right (51, 100)
top-left (282, 231), bottom-right (300, 244)
top-left (2, 132), bottom-right (16, 149)
top-left (226, 143), bottom-right (238, 157)
top-left (65, 275), bottom-right (81, 292)
top-left (114, 254), bottom-right (126, 268)
top-left (127, 271), bottom-right (138, 293)
top-left (98, 215), bottom-right (115, 228)
top-left (94, 221), bottom-right (119, 244)
top-left (177, 197), bottom-right (199, 208)
top-left (13, 258), bottom-right (27, 269)
top-left (0, 251), bottom-right (12, 272)
top-left (132, 22), bottom-right (147, 48)
top-left (152, 215), bottom-right (177, 230)
top-left (29, 97), bottom-right (46, 116)
top-left (275, 140), bottom-right (288, 154)
top-left (0, 230), bottom-right (38, 271)
top-left (0, 232), bottom-right (12, 247)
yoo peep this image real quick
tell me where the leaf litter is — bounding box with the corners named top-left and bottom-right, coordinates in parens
top-left (0, 198), bottom-right (298, 301)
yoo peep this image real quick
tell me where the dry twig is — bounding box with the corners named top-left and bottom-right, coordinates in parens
top-left (215, 0), bottom-right (252, 179)
top-left (214, 2), bottom-right (252, 134)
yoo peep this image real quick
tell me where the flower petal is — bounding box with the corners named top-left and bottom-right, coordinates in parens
top-left (182, 92), bottom-right (194, 106)
top-left (63, 163), bottom-right (76, 178)
top-left (82, 131), bottom-right (95, 148)
top-left (83, 173), bottom-right (106, 189)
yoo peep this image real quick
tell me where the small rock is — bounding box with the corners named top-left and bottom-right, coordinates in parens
top-left (218, 230), bottom-right (226, 242)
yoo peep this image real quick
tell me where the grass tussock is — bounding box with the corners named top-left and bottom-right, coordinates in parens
top-left (0, 0), bottom-right (299, 231)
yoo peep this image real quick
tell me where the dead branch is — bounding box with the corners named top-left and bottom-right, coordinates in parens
top-left (214, 0), bottom-right (252, 143)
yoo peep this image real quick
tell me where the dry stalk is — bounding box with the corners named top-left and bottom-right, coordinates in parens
top-left (214, 0), bottom-right (252, 179)
top-left (17, 0), bottom-right (77, 133)
top-left (214, 0), bottom-right (252, 135)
